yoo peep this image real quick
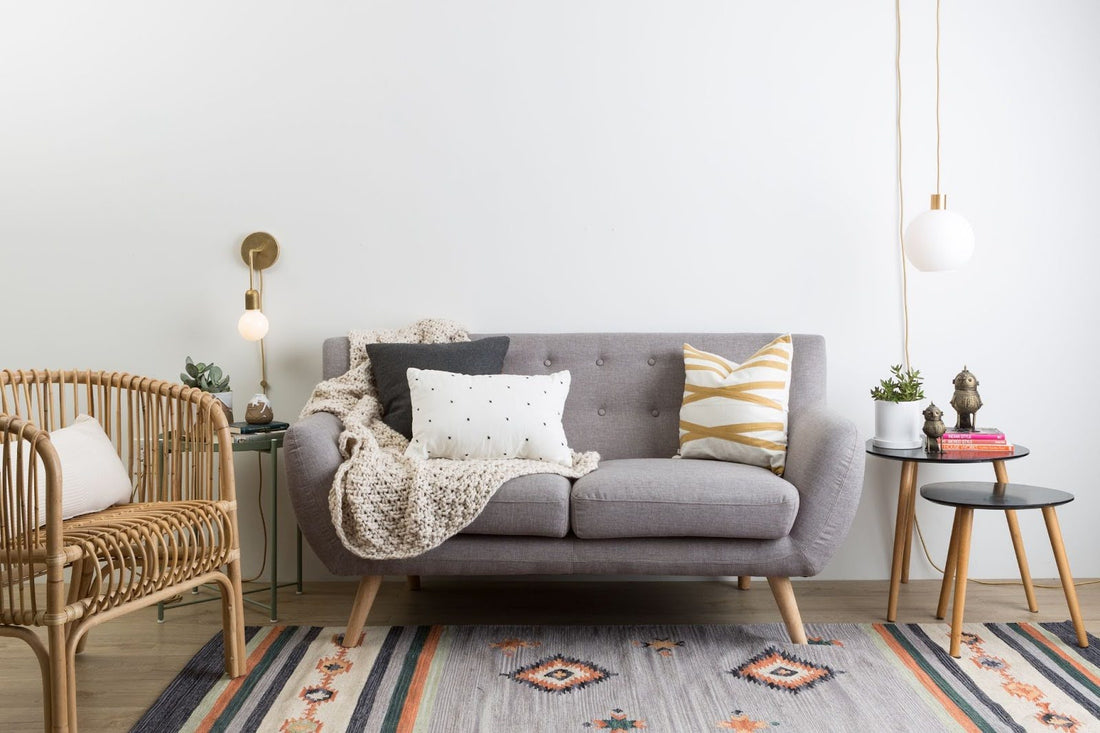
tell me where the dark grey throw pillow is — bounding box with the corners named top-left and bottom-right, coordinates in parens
top-left (365, 336), bottom-right (511, 439)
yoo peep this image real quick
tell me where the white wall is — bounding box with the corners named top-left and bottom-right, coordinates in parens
top-left (2, 1), bottom-right (1098, 583)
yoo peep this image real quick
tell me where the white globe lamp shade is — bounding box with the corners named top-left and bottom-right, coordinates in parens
top-left (904, 205), bottom-right (975, 272)
top-left (237, 309), bottom-right (269, 341)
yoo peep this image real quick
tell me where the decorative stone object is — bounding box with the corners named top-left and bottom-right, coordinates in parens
top-left (245, 393), bottom-right (274, 425)
top-left (949, 366), bottom-right (982, 431)
top-left (922, 402), bottom-right (946, 451)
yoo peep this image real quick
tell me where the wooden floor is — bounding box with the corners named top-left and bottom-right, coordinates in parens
top-left (2, 577), bottom-right (1097, 731)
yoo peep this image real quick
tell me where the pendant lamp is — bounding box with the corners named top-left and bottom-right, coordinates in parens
top-left (904, 0), bottom-right (974, 272)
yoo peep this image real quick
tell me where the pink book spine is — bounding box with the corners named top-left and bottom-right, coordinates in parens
top-left (941, 432), bottom-right (1005, 441)
top-left (939, 443), bottom-right (1014, 452)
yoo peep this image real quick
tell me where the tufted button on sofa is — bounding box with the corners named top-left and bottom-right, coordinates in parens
top-left (286, 333), bottom-right (865, 647)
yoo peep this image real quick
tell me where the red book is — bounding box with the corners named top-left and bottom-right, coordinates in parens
top-left (941, 429), bottom-right (1006, 441)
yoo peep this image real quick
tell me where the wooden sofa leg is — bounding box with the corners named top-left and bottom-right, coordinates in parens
top-left (737, 576), bottom-right (751, 590)
top-left (767, 577), bottom-right (808, 644)
top-left (406, 575), bottom-right (421, 591)
top-left (343, 575), bottom-right (383, 648)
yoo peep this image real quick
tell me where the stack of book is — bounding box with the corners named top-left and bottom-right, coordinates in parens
top-left (229, 420), bottom-right (289, 436)
top-left (938, 428), bottom-right (1014, 455)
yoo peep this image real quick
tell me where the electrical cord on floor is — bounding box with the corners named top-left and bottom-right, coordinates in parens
top-left (242, 452), bottom-right (268, 584)
top-left (912, 514), bottom-right (1099, 589)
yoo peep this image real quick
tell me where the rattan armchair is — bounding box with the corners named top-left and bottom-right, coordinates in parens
top-left (0, 370), bottom-right (246, 732)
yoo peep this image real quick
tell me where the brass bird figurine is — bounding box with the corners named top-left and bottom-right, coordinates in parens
top-left (949, 366), bottom-right (982, 431)
top-left (922, 402), bottom-right (946, 451)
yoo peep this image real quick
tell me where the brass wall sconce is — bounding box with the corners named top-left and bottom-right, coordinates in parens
top-left (238, 232), bottom-right (279, 393)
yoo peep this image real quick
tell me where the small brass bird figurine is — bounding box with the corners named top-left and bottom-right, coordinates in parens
top-left (950, 366), bottom-right (982, 431)
top-left (922, 402), bottom-right (946, 451)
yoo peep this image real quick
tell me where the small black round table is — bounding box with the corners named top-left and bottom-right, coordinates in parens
top-left (865, 441), bottom-right (1030, 622)
top-left (920, 481), bottom-right (1088, 658)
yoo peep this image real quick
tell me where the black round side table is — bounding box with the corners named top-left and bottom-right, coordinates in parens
top-left (865, 441), bottom-right (1031, 622)
top-left (920, 481), bottom-right (1088, 658)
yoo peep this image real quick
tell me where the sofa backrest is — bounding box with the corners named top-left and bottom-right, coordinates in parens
top-left (322, 333), bottom-right (826, 460)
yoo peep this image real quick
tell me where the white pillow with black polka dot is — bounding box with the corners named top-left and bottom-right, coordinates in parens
top-left (404, 368), bottom-right (573, 466)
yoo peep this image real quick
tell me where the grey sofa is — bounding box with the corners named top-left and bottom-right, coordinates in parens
top-left (286, 333), bottom-right (865, 646)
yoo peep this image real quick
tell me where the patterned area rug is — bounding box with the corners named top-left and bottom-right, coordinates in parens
top-left (133, 622), bottom-right (1099, 732)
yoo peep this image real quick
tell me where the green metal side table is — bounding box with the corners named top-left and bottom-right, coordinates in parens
top-left (157, 430), bottom-right (303, 622)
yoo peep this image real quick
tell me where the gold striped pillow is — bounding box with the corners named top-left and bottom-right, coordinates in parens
top-left (678, 335), bottom-right (794, 475)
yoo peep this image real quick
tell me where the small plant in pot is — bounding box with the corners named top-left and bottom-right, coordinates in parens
top-left (181, 357), bottom-right (234, 422)
top-left (871, 364), bottom-right (925, 449)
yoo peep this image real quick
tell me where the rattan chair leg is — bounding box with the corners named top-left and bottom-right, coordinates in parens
top-left (47, 625), bottom-right (69, 733)
top-left (68, 559), bottom-right (96, 656)
top-left (64, 629), bottom-right (81, 733)
top-left (220, 562), bottom-right (248, 677)
top-left (74, 561), bottom-right (97, 655)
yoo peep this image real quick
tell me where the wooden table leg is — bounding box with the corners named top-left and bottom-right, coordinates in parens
top-left (902, 469), bottom-right (919, 584)
top-left (1042, 507), bottom-right (1089, 648)
top-left (936, 510), bottom-right (962, 619)
top-left (949, 507), bottom-right (974, 658)
top-left (993, 460), bottom-right (1038, 613)
top-left (888, 460), bottom-right (917, 622)
top-left (1005, 510), bottom-right (1039, 613)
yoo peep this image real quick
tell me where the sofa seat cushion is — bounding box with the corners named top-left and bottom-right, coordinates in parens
top-left (461, 474), bottom-right (571, 537)
top-left (570, 458), bottom-right (799, 540)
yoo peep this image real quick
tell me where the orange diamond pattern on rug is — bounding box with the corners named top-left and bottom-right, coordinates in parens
top-left (730, 647), bottom-right (838, 694)
top-left (503, 654), bottom-right (615, 694)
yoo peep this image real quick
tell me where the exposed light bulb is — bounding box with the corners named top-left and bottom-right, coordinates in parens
top-left (238, 309), bottom-right (269, 341)
top-left (904, 196), bottom-right (974, 272)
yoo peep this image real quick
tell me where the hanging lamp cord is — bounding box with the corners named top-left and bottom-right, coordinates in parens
top-left (895, 0), bottom-right (1097, 589)
top-left (935, 0), bottom-right (942, 194)
top-left (896, 0), bottom-right (912, 370)
top-left (258, 265), bottom-right (270, 394)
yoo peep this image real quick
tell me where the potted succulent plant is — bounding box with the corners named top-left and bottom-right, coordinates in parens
top-left (870, 364), bottom-right (925, 449)
top-left (181, 357), bottom-right (234, 422)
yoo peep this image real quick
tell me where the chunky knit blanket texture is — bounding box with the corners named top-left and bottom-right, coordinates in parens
top-left (300, 319), bottom-right (600, 559)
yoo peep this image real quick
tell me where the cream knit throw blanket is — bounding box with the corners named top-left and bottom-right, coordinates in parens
top-left (300, 319), bottom-right (600, 559)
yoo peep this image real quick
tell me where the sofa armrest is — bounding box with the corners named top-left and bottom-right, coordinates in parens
top-left (782, 407), bottom-right (865, 576)
top-left (285, 411), bottom-right (347, 571)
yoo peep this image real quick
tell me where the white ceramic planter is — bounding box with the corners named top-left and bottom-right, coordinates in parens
top-left (213, 391), bottom-right (234, 423)
top-left (872, 400), bottom-right (923, 449)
